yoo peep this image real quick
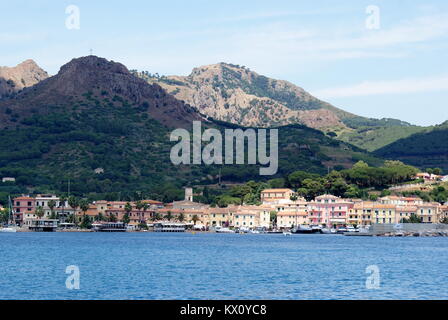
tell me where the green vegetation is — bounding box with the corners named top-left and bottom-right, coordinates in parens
top-left (338, 125), bottom-right (425, 152)
top-left (401, 213), bottom-right (422, 223)
top-left (194, 160), bottom-right (419, 205)
top-left (0, 89), bottom-right (383, 205)
top-left (375, 124), bottom-right (448, 171)
top-left (399, 185), bottom-right (448, 204)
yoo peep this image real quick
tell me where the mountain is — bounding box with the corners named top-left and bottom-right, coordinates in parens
top-left (0, 56), bottom-right (383, 200)
top-left (0, 56), bottom-right (201, 129)
top-left (0, 59), bottom-right (48, 99)
top-left (136, 63), bottom-right (423, 151)
top-left (375, 122), bottom-right (448, 171)
top-left (135, 63), bottom-right (354, 130)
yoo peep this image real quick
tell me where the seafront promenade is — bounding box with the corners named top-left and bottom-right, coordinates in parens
top-left (7, 188), bottom-right (448, 233)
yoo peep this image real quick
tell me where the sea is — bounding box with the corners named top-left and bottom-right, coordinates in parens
top-left (0, 232), bottom-right (447, 300)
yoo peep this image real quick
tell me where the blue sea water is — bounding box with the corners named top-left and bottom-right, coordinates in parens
top-left (0, 232), bottom-right (447, 300)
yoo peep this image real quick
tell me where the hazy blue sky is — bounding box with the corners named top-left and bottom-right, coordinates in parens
top-left (1, 0), bottom-right (447, 126)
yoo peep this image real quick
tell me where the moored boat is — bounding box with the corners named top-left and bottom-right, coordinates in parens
top-left (292, 225), bottom-right (320, 234)
top-left (215, 226), bottom-right (235, 233)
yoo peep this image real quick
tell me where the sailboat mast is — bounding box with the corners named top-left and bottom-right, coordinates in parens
top-left (8, 195), bottom-right (14, 225)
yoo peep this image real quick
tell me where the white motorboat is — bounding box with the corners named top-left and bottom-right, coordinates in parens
top-left (0, 226), bottom-right (18, 233)
top-left (321, 228), bottom-right (337, 234)
top-left (283, 231), bottom-right (292, 236)
top-left (215, 226), bottom-right (235, 233)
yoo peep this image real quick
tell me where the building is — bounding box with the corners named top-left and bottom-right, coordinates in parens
top-left (277, 210), bottom-right (308, 228)
top-left (396, 206), bottom-right (418, 222)
top-left (12, 196), bottom-right (35, 225)
top-left (260, 189), bottom-right (295, 204)
top-left (416, 203), bottom-right (440, 223)
top-left (34, 194), bottom-right (74, 221)
top-left (207, 207), bottom-right (234, 227)
top-left (371, 204), bottom-right (397, 224)
top-left (379, 196), bottom-right (423, 206)
top-left (308, 195), bottom-right (353, 227)
top-left (2, 177), bottom-right (15, 183)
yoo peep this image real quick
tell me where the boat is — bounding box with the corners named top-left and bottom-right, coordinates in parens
top-left (346, 225), bottom-right (358, 233)
top-left (292, 225), bottom-right (320, 234)
top-left (0, 196), bottom-right (18, 233)
top-left (321, 228), bottom-right (337, 234)
top-left (336, 227), bottom-right (348, 234)
top-left (283, 231), bottom-right (292, 236)
top-left (94, 222), bottom-right (127, 232)
top-left (153, 222), bottom-right (186, 232)
top-left (215, 226), bottom-right (235, 233)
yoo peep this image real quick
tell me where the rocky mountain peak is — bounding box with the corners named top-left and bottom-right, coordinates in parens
top-left (0, 59), bottom-right (48, 99)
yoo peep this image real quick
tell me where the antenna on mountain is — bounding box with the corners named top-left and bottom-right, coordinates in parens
top-left (89, 48), bottom-right (93, 55)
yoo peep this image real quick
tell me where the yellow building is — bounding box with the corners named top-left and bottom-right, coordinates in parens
top-left (260, 188), bottom-right (295, 204)
top-left (372, 204), bottom-right (397, 224)
top-left (232, 205), bottom-right (271, 229)
top-left (207, 207), bottom-right (234, 227)
top-left (416, 203), bottom-right (440, 223)
top-left (277, 210), bottom-right (308, 228)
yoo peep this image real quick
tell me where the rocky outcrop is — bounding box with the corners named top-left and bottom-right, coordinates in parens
top-left (0, 59), bottom-right (48, 99)
top-left (139, 63), bottom-right (352, 130)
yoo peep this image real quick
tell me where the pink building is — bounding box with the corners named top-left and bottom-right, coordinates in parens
top-left (308, 194), bottom-right (353, 227)
top-left (12, 196), bottom-right (35, 225)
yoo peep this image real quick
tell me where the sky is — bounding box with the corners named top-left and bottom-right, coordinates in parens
top-left (0, 0), bottom-right (447, 126)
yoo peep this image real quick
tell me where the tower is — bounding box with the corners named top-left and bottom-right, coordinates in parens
top-left (185, 188), bottom-right (193, 202)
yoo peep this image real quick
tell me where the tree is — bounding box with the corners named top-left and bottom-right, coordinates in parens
top-left (95, 212), bottom-right (105, 222)
top-left (178, 213), bottom-right (185, 222)
top-left (80, 214), bottom-right (92, 229)
top-left (135, 200), bottom-right (144, 211)
top-left (192, 214), bottom-right (199, 225)
top-left (68, 196), bottom-right (79, 222)
top-left (152, 211), bottom-right (161, 222)
top-left (79, 200), bottom-right (90, 215)
top-left (0, 208), bottom-right (9, 223)
top-left (270, 211), bottom-right (277, 227)
top-left (288, 171), bottom-right (319, 189)
top-left (124, 202), bottom-right (132, 215)
top-left (77, 199), bottom-right (90, 228)
top-left (108, 213), bottom-right (117, 222)
top-left (48, 199), bottom-right (56, 218)
top-left (165, 211), bottom-right (173, 221)
top-left (121, 212), bottom-right (130, 224)
top-left (68, 196), bottom-right (78, 209)
top-left (402, 214), bottom-right (422, 223)
top-left (35, 206), bottom-right (45, 220)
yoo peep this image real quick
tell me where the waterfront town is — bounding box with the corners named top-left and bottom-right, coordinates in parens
top-left (6, 186), bottom-right (448, 232)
